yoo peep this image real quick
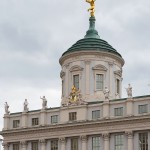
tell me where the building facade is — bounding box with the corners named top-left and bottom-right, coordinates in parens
top-left (1, 3), bottom-right (150, 150)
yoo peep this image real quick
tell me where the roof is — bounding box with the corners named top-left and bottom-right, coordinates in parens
top-left (62, 16), bottom-right (122, 57)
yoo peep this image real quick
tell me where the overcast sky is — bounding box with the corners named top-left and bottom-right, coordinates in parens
top-left (0, 0), bottom-right (150, 135)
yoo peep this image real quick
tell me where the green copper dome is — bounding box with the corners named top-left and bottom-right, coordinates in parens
top-left (62, 17), bottom-right (122, 57)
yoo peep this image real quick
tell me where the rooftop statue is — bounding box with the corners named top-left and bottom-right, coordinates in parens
top-left (40, 96), bottom-right (47, 110)
top-left (4, 102), bottom-right (10, 114)
top-left (126, 84), bottom-right (132, 98)
top-left (23, 99), bottom-right (29, 112)
top-left (86, 0), bottom-right (96, 17)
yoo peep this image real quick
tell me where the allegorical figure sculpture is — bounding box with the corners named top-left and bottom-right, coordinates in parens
top-left (104, 87), bottom-right (109, 101)
top-left (126, 84), bottom-right (132, 98)
top-left (86, 0), bottom-right (96, 17)
top-left (40, 96), bottom-right (47, 110)
top-left (4, 102), bottom-right (10, 114)
top-left (23, 99), bottom-right (29, 112)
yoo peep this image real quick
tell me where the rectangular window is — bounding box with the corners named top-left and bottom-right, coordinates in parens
top-left (115, 135), bottom-right (124, 150)
top-left (13, 144), bottom-right (19, 150)
top-left (32, 142), bottom-right (38, 150)
top-left (139, 133), bottom-right (148, 150)
top-left (92, 110), bottom-right (100, 120)
top-left (51, 140), bottom-right (58, 150)
top-left (114, 107), bottom-right (123, 116)
top-left (69, 112), bottom-right (77, 121)
top-left (13, 120), bottom-right (20, 128)
top-left (116, 79), bottom-right (120, 94)
top-left (73, 75), bottom-right (79, 89)
top-left (96, 74), bottom-right (104, 90)
top-left (92, 137), bottom-right (100, 150)
top-left (51, 115), bottom-right (58, 124)
top-left (32, 118), bottom-right (39, 126)
top-left (139, 104), bottom-right (148, 114)
top-left (71, 138), bottom-right (78, 150)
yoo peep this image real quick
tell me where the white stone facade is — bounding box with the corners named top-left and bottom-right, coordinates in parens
top-left (59, 51), bottom-right (124, 105)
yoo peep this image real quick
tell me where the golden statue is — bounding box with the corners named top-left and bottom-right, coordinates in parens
top-left (86, 0), bottom-right (95, 17)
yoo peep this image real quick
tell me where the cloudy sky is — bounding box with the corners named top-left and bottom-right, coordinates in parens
top-left (0, 0), bottom-right (150, 135)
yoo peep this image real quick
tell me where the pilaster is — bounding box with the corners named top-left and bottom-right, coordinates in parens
top-left (40, 110), bottom-right (47, 126)
top-left (20, 141), bottom-right (27, 150)
top-left (102, 132), bottom-right (110, 150)
top-left (126, 131), bottom-right (134, 150)
top-left (3, 114), bottom-right (10, 130)
top-left (126, 98), bottom-right (133, 116)
top-left (81, 135), bottom-right (88, 150)
top-left (39, 139), bottom-right (46, 150)
top-left (22, 112), bottom-right (28, 128)
top-left (102, 101), bottom-right (110, 119)
top-left (2, 142), bottom-right (9, 150)
top-left (59, 137), bottom-right (66, 150)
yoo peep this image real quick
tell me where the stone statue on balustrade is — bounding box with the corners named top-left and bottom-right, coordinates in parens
top-left (4, 102), bottom-right (10, 114)
top-left (40, 96), bottom-right (47, 110)
top-left (125, 84), bottom-right (132, 98)
top-left (103, 87), bottom-right (109, 101)
top-left (23, 99), bottom-right (29, 112)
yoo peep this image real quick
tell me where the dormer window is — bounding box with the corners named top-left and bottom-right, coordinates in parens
top-left (73, 75), bottom-right (79, 90)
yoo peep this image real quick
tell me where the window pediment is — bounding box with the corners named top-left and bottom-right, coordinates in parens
top-left (92, 65), bottom-right (107, 71)
top-left (70, 65), bottom-right (83, 72)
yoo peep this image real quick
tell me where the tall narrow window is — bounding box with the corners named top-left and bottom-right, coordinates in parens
top-left (73, 75), bottom-right (79, 89)
top-left (115, 135), bottom-right (123, 150)
top-left (32, 142), bottom-right (38, 150)
top-left (114, 107), bottom-right (123, 116)
top-left (71, 138), bottom-right (78, 150)
top-left (32, 118), bottom-right (39, 126)
top-left (139, 133), bottom-right (148, 150)
top-left (51, 140), bottom-right (58, 150)
top-left (116, 79), bottom-right (120, 94)
top-left (13, 143), bottom-right (19, 150)
top-left (96, 74), bottom-right (103, 90)
top-left (13, 120), bottom-right (20, 128)
top-left (92, 137), bottom-right (100, 150)
top-left (139, 104), bottom-right (148, 114)
top-left (62, 80), bottom-right (64, 96)
top-left (92, 110), bottom-right (100, 120)
top-left (51, 115), bottom-right (58, 124)
top-left (69, 112), bottom-right (77, 121)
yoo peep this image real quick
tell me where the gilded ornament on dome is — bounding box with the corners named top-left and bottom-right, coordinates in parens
top-left (86, 0), bottom-right (96, 17)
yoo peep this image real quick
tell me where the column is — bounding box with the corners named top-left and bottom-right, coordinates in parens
top-left (59, 137), bottom-right (66, 150)
top-left (65, 64), bottom-right (70, 97)
top-left (20, 141), bottom-right (27, 150)
top-left (102, 101), bottom-right (110, 119)
top-left (81, 135), bottom-right (88, 150)
top-left (108, 62), bottom-right (113, 99)
top-left (102, 133), bottom-right (110, 150)
top-left (22, 112), bottom-right (28, 128)
top-left (39, 139), bottom-right (46, 150)
top-left (126, 98), bottom-right (133, 116)
top-left (2, 142), bottom-right (9, 150)
top-left (3, 114), bottom-right (10, 130)
top-left (40, 110), bottom-right (47, 126)
top-left (126, 131), bottom-right (133, 150)
top-left (85, 61), bottom-right (91, 95)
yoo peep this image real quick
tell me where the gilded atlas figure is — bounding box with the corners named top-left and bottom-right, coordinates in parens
top-left (86, 0), bottom-right (96, 17)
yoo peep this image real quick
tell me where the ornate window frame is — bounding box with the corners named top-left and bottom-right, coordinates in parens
top-left (92, 64), bottom-right (107, 92)
top-left (70, 65), bottom-right (83, 90)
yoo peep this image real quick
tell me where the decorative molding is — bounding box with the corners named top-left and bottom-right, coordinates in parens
top-left (60, 71), bottom-right (65, 78)
top-left (92, 64), bottom-right (107, 71)
top-left (59, 137), bottom-right (66, 144)
top-left (85, 60), bottom-right (91, 65)
top-left (114, 70), bottom-right (122, 77)
top-left (80, 135), bottom-right (88, 142)
top-left (125, 130), bottom-right (133, 139)
top-left (69, 65), bottom-right (83, 72)
top-left (20, 140), bottom-right (27, 148)
top-left (39, 139), bottom-right (46, 144)
top-left (102, 132), bottom-right (110, 140)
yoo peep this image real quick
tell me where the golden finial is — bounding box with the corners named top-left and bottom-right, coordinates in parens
top-left (86, 0), bottom-right (95, 17)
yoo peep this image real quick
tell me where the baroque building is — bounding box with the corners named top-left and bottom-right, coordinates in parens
top-left (1, 1), bottom-right (150, 150)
